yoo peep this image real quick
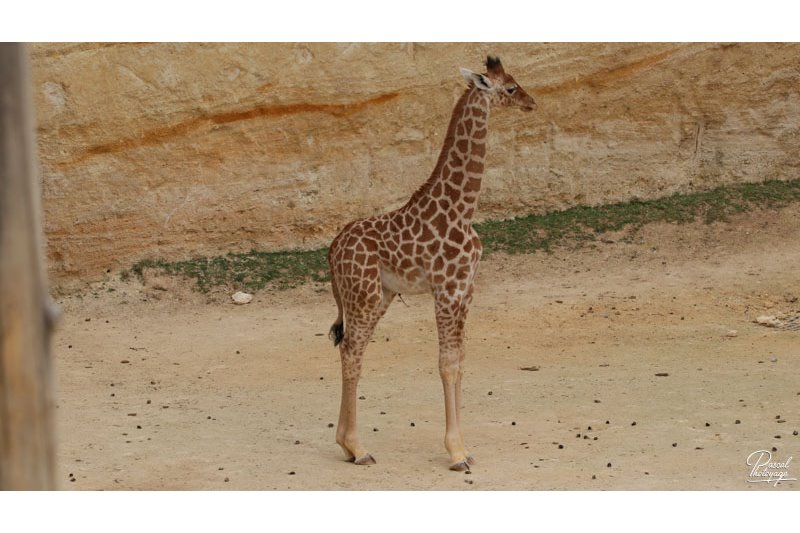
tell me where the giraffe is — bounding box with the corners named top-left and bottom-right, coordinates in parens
top-left (327, 56), bottom-right (536, 471)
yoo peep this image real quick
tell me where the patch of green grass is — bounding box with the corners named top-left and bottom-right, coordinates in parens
top-left (475, 178), bottom-right (800, 255)
top-left (129, 249), bottom-right (329, 293)
top-left (127, 178), bottom-right (800, 292)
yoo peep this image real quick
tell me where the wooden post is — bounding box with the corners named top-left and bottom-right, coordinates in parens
top-left (0, 43), bottom-right (56, 490)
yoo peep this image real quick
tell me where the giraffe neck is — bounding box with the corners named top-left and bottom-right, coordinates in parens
top-left (404, 86), bottom-right (490, 223)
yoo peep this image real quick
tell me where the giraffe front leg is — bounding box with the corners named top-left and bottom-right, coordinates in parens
top-left (458, 283), bottom-right (476, 465)
top-left (455, 362), bottom-right (476, 466)
top-left (440, 350), bottom-right (470, 471)
top-left (434, 293), bottom-right (472, 471)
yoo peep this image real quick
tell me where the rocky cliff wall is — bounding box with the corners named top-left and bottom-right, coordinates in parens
top-left (31, 43), bottom-right (800, 285)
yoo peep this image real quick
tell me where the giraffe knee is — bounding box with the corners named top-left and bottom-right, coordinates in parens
top-left (438, 353), bottom-right (461, 379)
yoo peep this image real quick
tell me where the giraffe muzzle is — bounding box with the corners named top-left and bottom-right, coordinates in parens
top-left (522, 97), bottom-right (537, 112)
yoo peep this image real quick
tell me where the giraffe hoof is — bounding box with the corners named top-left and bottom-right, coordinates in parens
top-left (354, 453), bottom-right (376, 465)
top-left (450, 460), bottom-right (471, 472)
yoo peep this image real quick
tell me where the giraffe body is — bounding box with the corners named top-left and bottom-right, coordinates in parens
top-left (327, 56), bottom-right (536, 470)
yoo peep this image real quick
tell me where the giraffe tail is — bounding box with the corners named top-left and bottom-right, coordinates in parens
top-left (328, 250), bottom-right (345, 347)
top-left (329, 321), bottom-right (344, 347)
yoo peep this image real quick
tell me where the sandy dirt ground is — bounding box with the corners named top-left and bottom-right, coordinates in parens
top-left (52, 205), bottom-right (800, 490)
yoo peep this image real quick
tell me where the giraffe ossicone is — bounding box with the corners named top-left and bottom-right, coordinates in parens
top-left (327, 55), bottom-right (536, 470)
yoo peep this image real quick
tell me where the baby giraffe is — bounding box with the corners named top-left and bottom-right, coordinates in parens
top-left (327, 56), bottom-right (536, 471)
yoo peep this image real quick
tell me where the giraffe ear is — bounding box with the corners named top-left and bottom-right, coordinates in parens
top-left (459, 68), bottom-right (492, 91)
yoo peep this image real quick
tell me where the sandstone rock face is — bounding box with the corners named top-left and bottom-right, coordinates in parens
top-left (31, 43), bottom-right (800, 286)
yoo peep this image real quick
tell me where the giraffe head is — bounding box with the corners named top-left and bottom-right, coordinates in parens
top-left (459, 55), bottom-right (537, 111)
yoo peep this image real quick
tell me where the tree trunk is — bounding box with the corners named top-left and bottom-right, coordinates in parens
top-left (0, 42), bottom-right (56, 490)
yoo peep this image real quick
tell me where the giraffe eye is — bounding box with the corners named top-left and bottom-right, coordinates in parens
top-left (506, 86), bottom-right (517, 95)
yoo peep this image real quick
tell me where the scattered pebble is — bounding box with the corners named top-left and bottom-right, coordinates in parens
top-left (607, 462), bottom-right (612, 468)
top-left (410, 422), bottom-right (415, 427)
top-left (793, 431), bottom-right (798, 436)
top-left (594, 399), bottom-right (601, 403)
top-left (631, 421), bottom-right (637, 426)
top-left (725, 330), bottom-right (738, 337)
top-left (294, 440), bottom-right (300, 445)
top-left (770, 357), bottom-right (778, 363)
top-left (373, 428), bottom-right (378, 432)
top-left (591, 475), bottom-right (596, 480)
top-left (605, 420), bottom-right (610, 425)
top-left (288, 472), bottom-right (295, 476)
top-left (735, 420), bottom-right (741, 424)
top-left (511, 421), bottom-right (516, 426)
top-left (772, 447), bottom-right (778, 452)
top-left (520, 366), bottom-right (540, 371)
top-left (327, 423), bottom-right (334, 428)
top-left (146, 400), bottom-right (151, 404)
top-left (224, 477), bottom-right (230, 482)
top-left (465, 479), bottom-right (474, 485)
top-left (672, 442), bottom-right (678, 447)
top-left (487, 391), bottom-right (493, 396)
top-left (705, 422), bottom-right (711, 427)
top-left (231, 291), bottom-right (253, 305)
top-left (755, 315), bottom-right (781, 328)
top-left (655, 372), bottom-right (669, 377)
top-left (120, 360), bottom-right (130, 364)
top-left (358, 395), bottom-right (366, 400)
top-left (558, 444), bottom-right (564, 449)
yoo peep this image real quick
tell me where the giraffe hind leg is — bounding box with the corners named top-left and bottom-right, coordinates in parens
top-left (336, 279), bottom-right (396, 465)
